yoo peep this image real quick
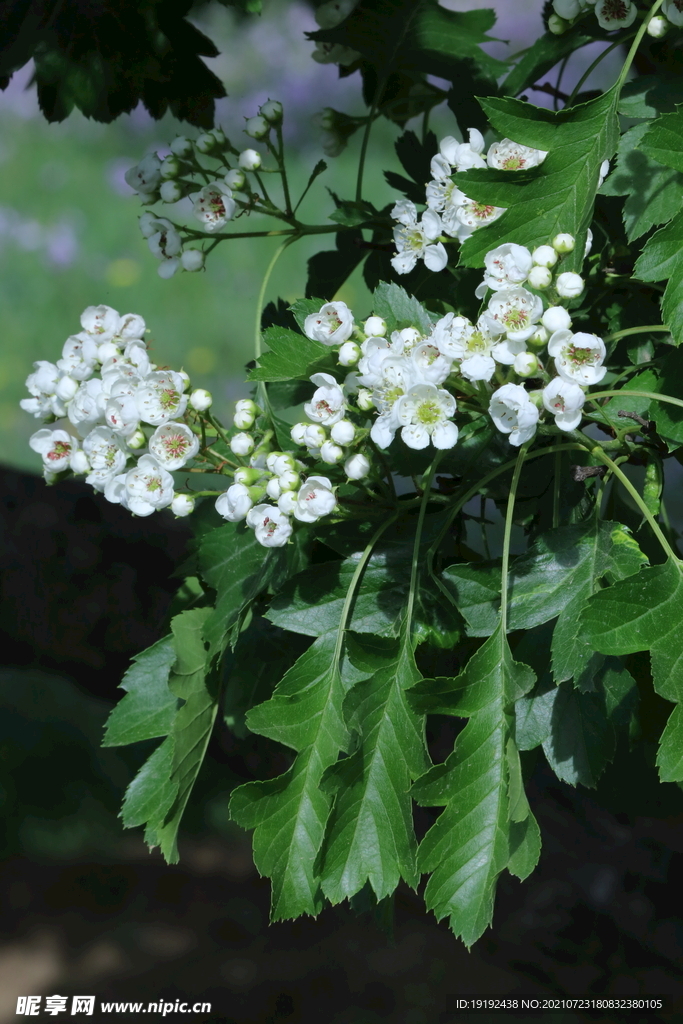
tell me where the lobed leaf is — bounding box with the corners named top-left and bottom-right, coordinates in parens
top-left (102, 636), bottom-right (177, 747)
top-left (633, 210), bottom-right (683, 346)
top-left (248, 326), bottom-right (333, 383)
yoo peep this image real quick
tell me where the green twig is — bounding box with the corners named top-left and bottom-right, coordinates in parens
top-left (500, 444), bottom-right (530, 636)
top-left (566, 33), bottom-right (635, 107)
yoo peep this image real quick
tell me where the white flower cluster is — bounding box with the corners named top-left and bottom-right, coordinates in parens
top-left (22, 304), bottom-right (200, 517)
top-left (391, 128), bottom-right (547, 275)
top-left (551, 0), bottom-right (639, 31)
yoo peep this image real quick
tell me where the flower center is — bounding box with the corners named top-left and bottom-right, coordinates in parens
top-left (501, 155), bottom-right (525, 170)
top-left (162, 433), bottom-right (188, 457)
top-left (159, 387), bottom-right (180, 410)
top-left (567, 345), bottom-right (597, 366)
top-left (416, 400), bottom-right (442, 426)
top-left (603, 0), bottom-right (628, 19)
top-left (48, 441), bottom-right (71, 461)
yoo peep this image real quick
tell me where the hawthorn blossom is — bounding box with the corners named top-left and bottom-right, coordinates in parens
top-left (663, 0), bottom-right (683, 26)
top-left (82, 426), bottom-right (129, 489)
top-left (149, 423), bottom-right (200, 469)
top-left (369, 358), bottom-right (419, 446)
top-left (431, 313), bottom-right (498, 382)
top-left (247, 504), bottom-right (293, 546)
top-left (136, 371), bottom-right (188, 425)
top-left (489, 383), bottom-right (540, 446)
top-left (483, 287), bottom-right (544, 342)
top-left (397, 384), bottom-right (458, 450)
top-left (29, 428), bottom-right (73, 474)
top-left (57, 334), bottom-right (98, 380)
top-left (595, 0), bottom-right (637, 31)
top-left (553, 0), bottom-right (590, 16)
top-left (391, 200), bottom-right (447, 274)
top-left (542, 378), bottom-right (586, 431)
top-left (125, 154), bottom-right (162, 194)
top-left (304, 373), bottom-right (346, 425)
top-left (425, 179), bottom-right (468, 237)
top-left (481, 243), bottom-right (533, 292)
top-left (216, 483), bottom-right (254, 522)
top-left (454, 198), bottom-right (505, 238)
top-left (548, 330), bottom-right (607, 386)
top-left (410, 342), bottom-right (453, 385)
top-left (67, 378), bottom-right (105, 431)
top-left (21, 361), bottom-right (65, 418)
top-left (192, 183), bottom-right (236, 231)
top-left (123, 455), bottom-right (175, 516)
top-left (345, 453), bottom-right (370, 479)
top-left (437, 129), bottom-right (487, 172)
top-left (304, 301), bottom-right (355, 344)
top-left (487, 139), bottom-right (547, 171)
top-left (293, 476), bottom-right (337, 523)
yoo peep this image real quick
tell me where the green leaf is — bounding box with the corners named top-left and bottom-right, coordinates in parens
top-left (169, 609), bottom-right (212, 700)
top-left (657, 705), bottom-right (683, 783)
top-left (633, 210), bottom-right (683, 345)
top-left (248, 326), bottom-right (332, 382)
top-left (639, 109), bottom-right (683, 175)
top-left (457, 88), bottom-right (620, 270)
top-left (229, 633), bottom-right (354, 920)
top-left (650, 348), bottom-right (683, 447)
top-left (102, 636), bottom-right (177, 747)
top-left (318, 633), bottom-right (429, 903)
top-left (507, 812), bottom-right (541, 881)
top-left (579, 557), bottom-right (683, 781)
top-left (372, 282), bottom-right (434, 335)
top-left (120, 737), bottom-right (177, 829)
top-left (290, 297), bottom-right (326, 333)
top-left (600, 122), bottom-right (683, 242)
top-left (306, 229), bottom-right (367, 300)
top-left (410, 625), bottom-right (535, 946)
top-left (618, 76), bottom-right (683, 118)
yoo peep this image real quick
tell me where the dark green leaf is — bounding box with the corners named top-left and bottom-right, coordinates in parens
top-left (639, 109), bottom-right (683, 175)
top-left (305, 229), bottom-right (366, 300)
top-left (248, 326), bottom-right (333, 382)
top-left (372, 282), bottom-right (435, 334)
top-left (657, 705), bottom-right (683, 783)
top-left (633, 210), bottom-right (683, 346)
top-left (120, 737), bottom-right (177, 829)
top-left (650, 348), bottom-right (683, 447)
top-left (458, 88), bottom-right (620, 270)
top-left (103, 636), bottom-right (177, 747)
top-left (618, 76), bottom-right (683, 118)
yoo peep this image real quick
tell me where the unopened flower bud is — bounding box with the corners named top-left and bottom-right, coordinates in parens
top-left (542, 306), bottom-right (572, 332)
top-left (278, 490), bottom-right (298, 515)
top-left (224, 169), bottom-right (246, 191)
top-left (532, 245), bottom-right (558, 269)
top-left (230, 432), bottom-right (255, 456)
top-left (548, 13), bottom-right (569, 34)
top-left (527, 326), bottom-right (549, 351)
top-left (172, 493), bottom-right (195, 517)
top-left (260, 99), bottom-right (283, 124)
top-left (170, 137), bottom-right (193, 158)
top-left (127, 428), bottom-right (147, 450)
top-left (357, 389), bottom-right (374, 411)
top-left (273, 453), bottom-right (296, 475)
top-left (160, 180), bottom-right (184, 203)
top-left (55, 375), bottom-right (79, 401)
top-left (513, 352), bottom-right (539, 377)
top-left (278, 469), bottom-right (300, 491)
top-left (344, 453), bottom-right (370, 480)
top-left (555, 271), bottom-right (584, 299)
top-left (211, 127), bottom-right (227, 147)
top-left (528, 266), bottom-right (552, 290)
top-left (338, 341), bottom-right (361, 366)
top-left (303, 423), bottom-right (326, 448)
top-left (320, 440), bottom-right (344, 464)
top-left (239, 149), bottom-right (262, 171)
top-left (189, 388), bottom-right (213, 411)
top-left (161, 155), bottom-right (180, 180)
top-left (330, 420), bottom-right (355, 445)
top-left (291, 422), bottom-right (308, 445)
top-left (181, 249), bottom-right (205, 272)
top-left (98, 341), bottom-right (120, 362)
top-left (177, 370), bottom-right (190, 392)
top-left (234, 399), bottom-right (259, 429)
top-left (245, 115), bottom-right (270, 140)
top-left (234, 466), bottom-right (263, 486)
top-left (195, 133), bottom-right (216, 154)
top-left (69, 449), bottom-right (90, 474)
top-left (266, 477), bottom-right (282, 500)
top-left (647, 15), bottom-right (669, 37)
top-left (364, 316), bottom-right (387, 337)
top-left (552, 233), bottom-right (575, 254)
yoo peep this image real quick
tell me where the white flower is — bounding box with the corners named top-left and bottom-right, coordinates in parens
top-left (487, 139), bottom-right (547, 171)
top-left (145, 217), bottom-right (182, 260)
top-left (122, 340), bottom-right (151, 377)
top-left (330, 419), bottom-right (355, 445)
top-left (67, 378), bottom-right (105, 432)
top-left (293, 476), bottom-right (337, 522)
top-left (438, 129), bottom-right (486, 171)
top-left (247, 504), bottom-right (293, 546)
top-left (279, 469), bottom-right (300, 491)
top-left (58, 333), bottom-right (99, 380)
top-left (136, 371), bottom-right (188, 425)
top-left (29, 428), bottom-right (73, 473)
top-left (82, 426), bottom-right (128, 489)
top-left (304, 301), bottom-right (355, 344)
top-left (171, 494), bottom-right (195, 517)
top-left (430, 313), bottom-right (495, 381)
top-left (556, 272), bottom-right (585, 299)
top-left (192, 183), bottom-right (236, 231)
top-left (54, 375), bottom-right (80, 401)
top-left (124, 454), bottom-right (175, 516)
top-left (160, 180), bottom-right (183, 203)
top-left (105, 394), bottom-right (140, 438)
top-left (548, 330), bottom-right (607, 386)
top-left (21, 360), bottom-right (64, 418)
top-left (371, 357), bottom-right (418, 426)
top-left (69, 448), bottom-right (90, 474)
top-left (514, 352), bottom-right (539, 377)
top-left (410, 341), bottom-right (452, 385)
top-left (104, 473), bottom-right (129, 508)
top-left (364, 316), bottom-right (386, 337)
top-left (663, 0), bottom-right (683, 27)
top-left (149, 423), bottom-right (200, 469)
top-left (595, 0), bottom-right (637, 30)
top-left (532, 245), bottom-right (558, 268)
top-left (553, 0), bottom-right (589, 16)
top-left (344, 453), bottom-right (370, 479)
top-left (304, 372), bottom-right (345, 425)
top-left (484, 287), bottom-right (544, 342)
top-left (391, 201), bottom-right (447, 275)
top-left (229, 432), bottom-right (255, 456)
top-left (542, 306), bottom-right (572, 333)
top-left (216, 483), bottom-right (254, 522)
top-left (320, 440), bottom-right (344, 464)
top-left (542, 378), bottom-right (585, 431)
top-left (396, 384), bottom-right (458, 450)
top-left (302, 423), bottom-right (327, 449)
top-left (266, 477), bottom-right (282, 500)
top-left (597, 159), bottom-right (610, 188)
top-left (315, 0), bottom-right (358, 28)
top-left (260, 99), bottom-right (283, 123)
top-left (238, 149), bottom-right (262, 171)
top-left (425, 179), bottom-right (469, 238)
top-left (124, 153), bottom-right (162, 194)
top-left (454, 197), bottom-right (505, 235)
top-left (80, 303), bottom-right (121, 341)
top-left (482, 243), bottom-right (533, 292)
top-left (489, 383), bottom-right (539, 446)
top-left (116, 313), bottom-right (146, 341)
top-left (647, 14), bottom-right (669, 36)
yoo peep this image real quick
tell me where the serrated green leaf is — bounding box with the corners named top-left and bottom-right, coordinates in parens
top-left (410, 625), bottom-right (535, 946)
top-left (248, 326), bottom-right (332, 382)
top-left (229, 633), bottom-right (354, 919)
top-left (656, 705), bottom-right (683, 783)
top-left (372, 282), bottom-right (435, 335)
top-left (600, 122), bottom-right (683, 242)
top-left (579, 558), bottom-right (683, 782)
top-left (650, 348), bottom-right (683, 447)
top-left (639, 109), bottom-right (683, 174)
top-left (457, 88), bottom-right (619, 270)
top-left (507, 812), bottom-right (541, 881)
top-left (318, 633), bottom-right (429, 903)
top-left (633, 210), bottom-right (683, 345)
top-left (306, 228), bottom-right (366, 300)
top-left (102, 636), bottom-right (177, 747)
top-left (169, 608), bottom-right (212, 700)
top-left (515, 676), bottom-right (556, 752)
top-left (121, 737), bottom-right (177, 829)
top-left (618, 76), bottom-right (683, 118)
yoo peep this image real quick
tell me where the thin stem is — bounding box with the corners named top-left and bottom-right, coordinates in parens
top-left (356, 79), bottom-right (386, 203)
top-left (254, 237), bottom-right (297, 361)
top-left (585, 444), bottom-right (677, 561)
top-left (275, 123), bottom-right (293, 216)
top-left (500, 444), bottom-right (530, 636)
top-left (590, 390), bottom-right (683, 411)
top-left (333, 512), bottom-right (400, 667)
top-left (407, 456), bottom-right (441, 634)
top-left (616, 0), bottom-right (665, 94)
top-left (566, 34), bottom-right (634, 107)
top-left (205, 412), bottom-right (232, 449)
top-left (604, 324), bottom-right (668, 343)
